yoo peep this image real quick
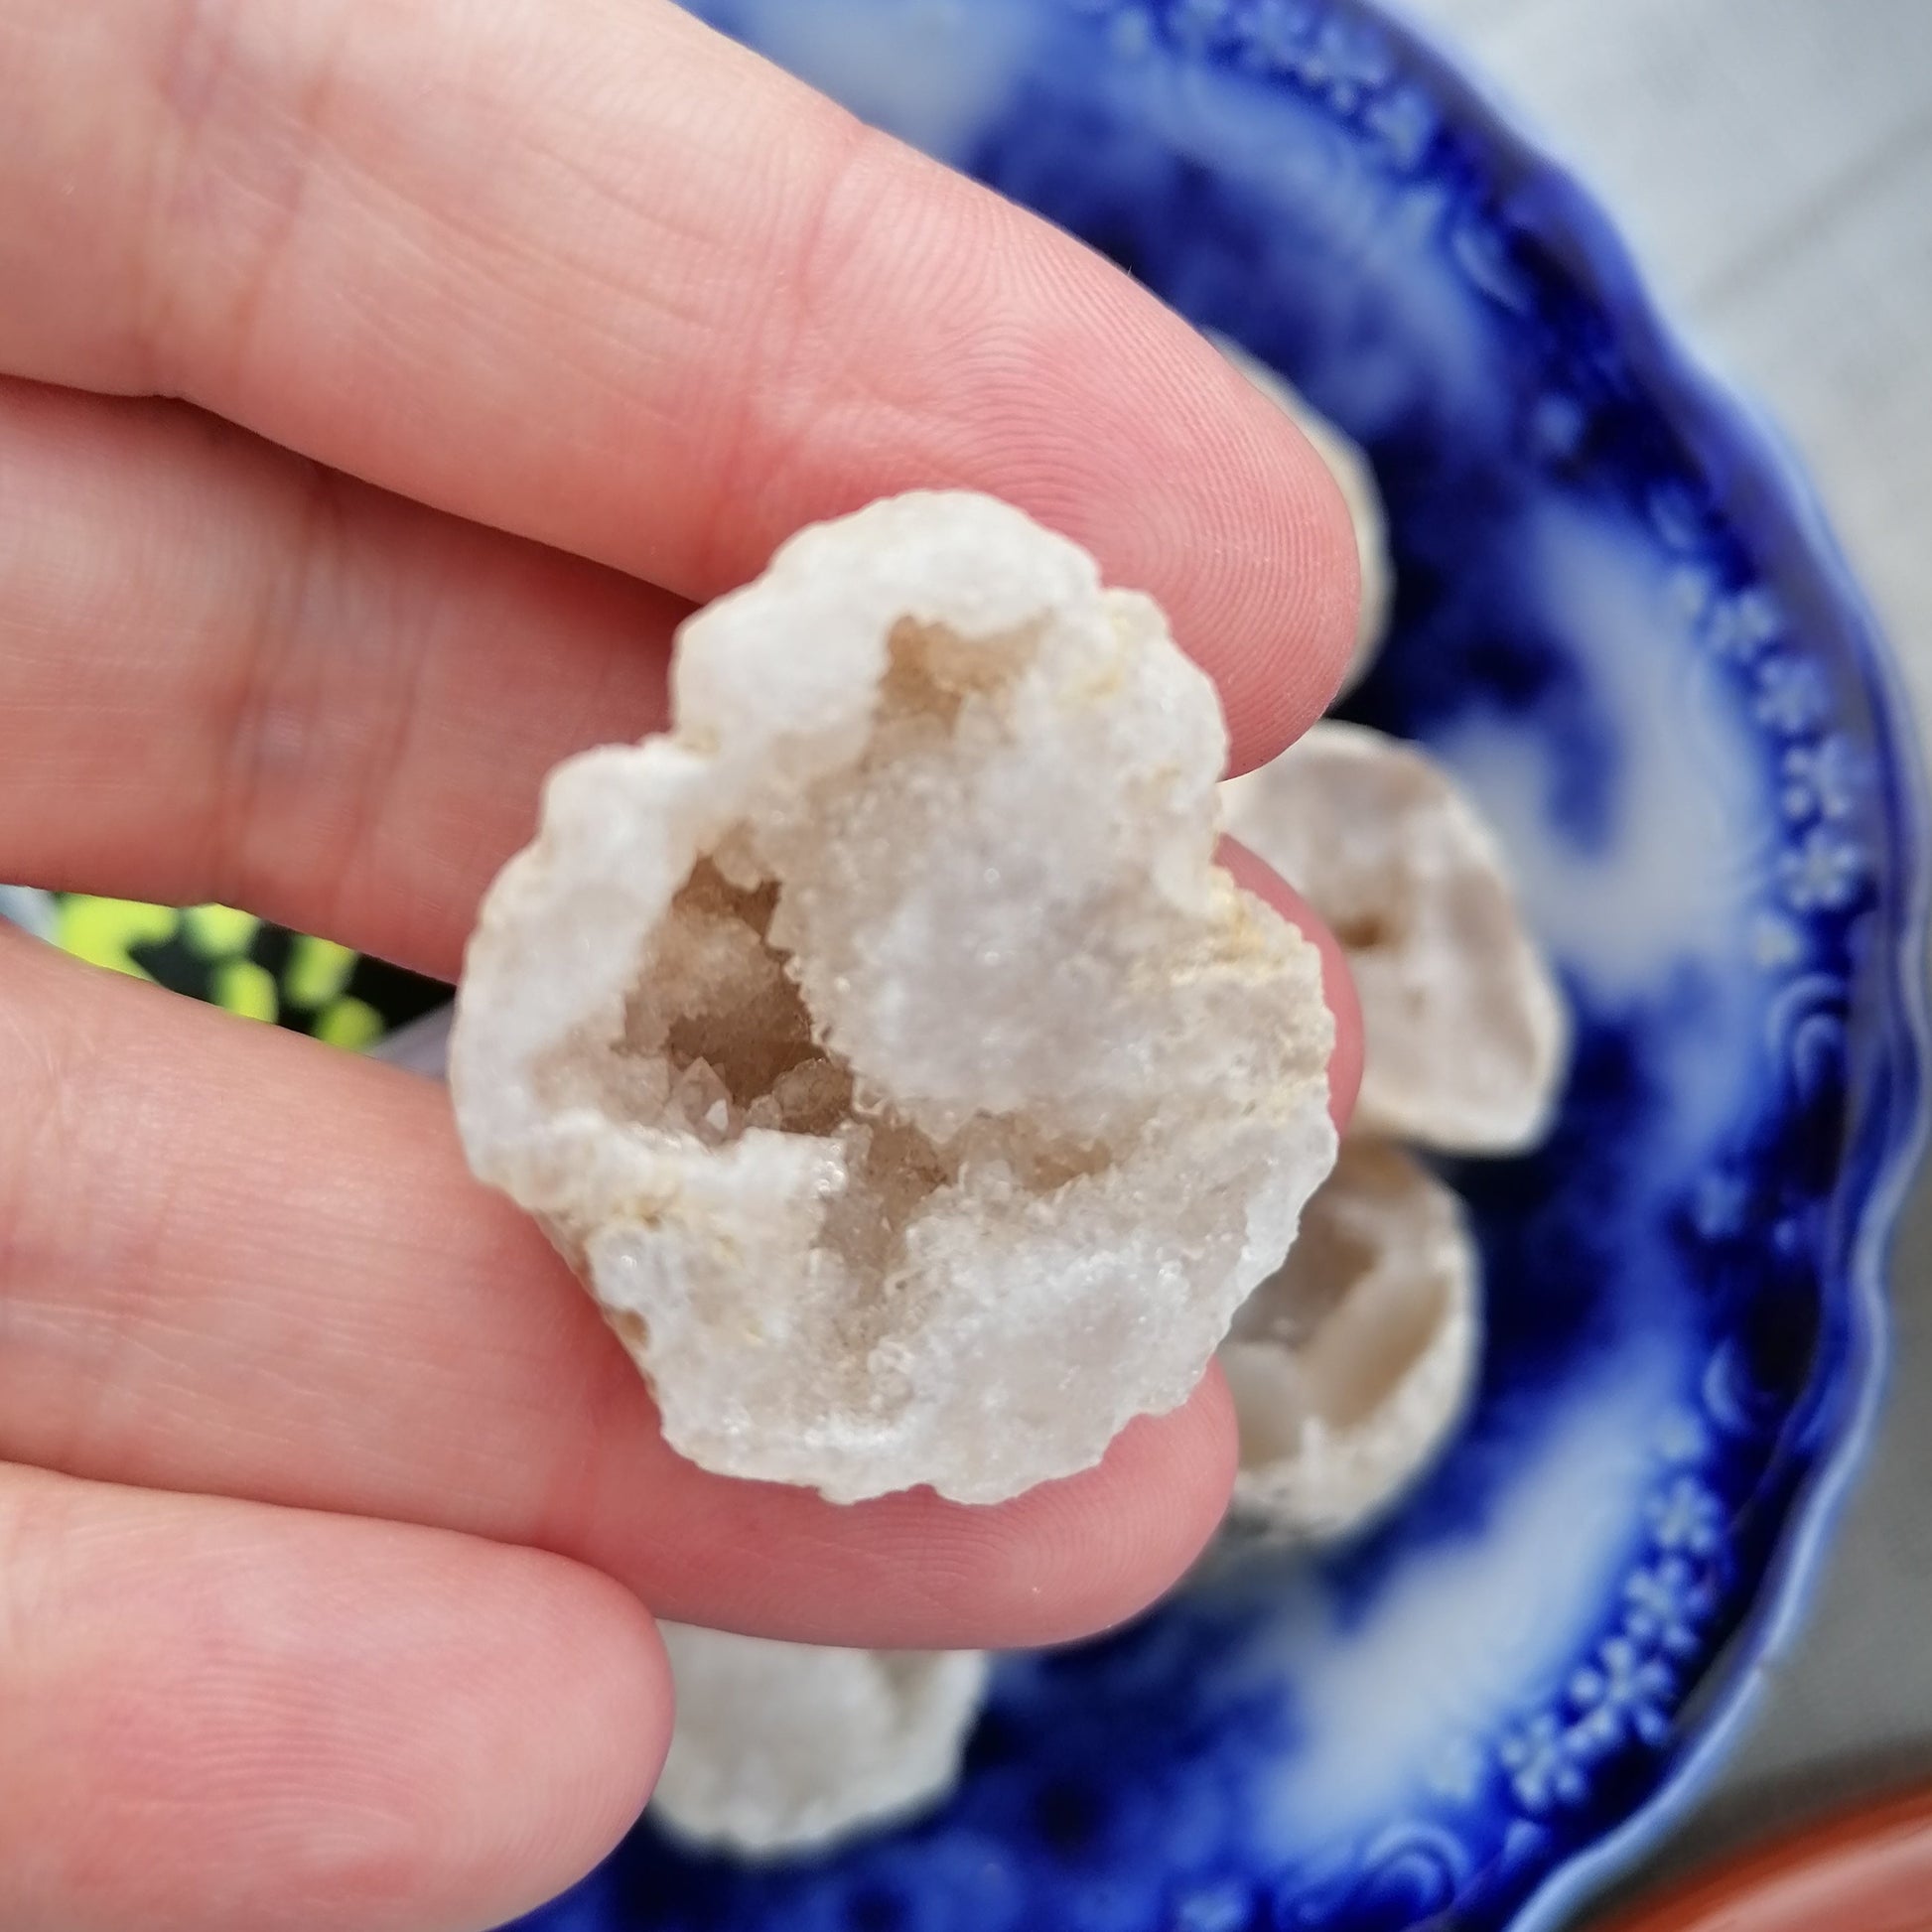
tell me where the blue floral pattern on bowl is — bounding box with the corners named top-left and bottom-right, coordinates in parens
top-left (514, 2), bottom-right (1930, 1928)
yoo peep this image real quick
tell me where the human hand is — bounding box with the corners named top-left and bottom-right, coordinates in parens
top-left (0, 3), bottom-right (1362, 1927)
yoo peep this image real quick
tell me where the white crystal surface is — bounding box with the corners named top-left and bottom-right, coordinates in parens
top-left (652, 1625), bottom-right (989, 1858)
top-left (1222, 1140), bottom-right (1478, 1542)
top-left (1223, 722), bottom-right (1569, 1155)
top-left (451, 491), bottom-right (1337, 1503)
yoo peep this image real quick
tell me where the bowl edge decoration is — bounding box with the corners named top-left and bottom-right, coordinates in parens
top-left (1339, 1), bottom-right (1931, 1922)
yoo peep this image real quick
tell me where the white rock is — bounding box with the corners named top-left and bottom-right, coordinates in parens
top-left (1222, 1140), bottom-right (1478, 1542)
top-left (451, 491), bottom-right (1337, 1504)
top-left (1211, 335), bottom-right (1393, 700)
top-left (1222, 722), bottom-right (1569, 1154)
top-left (652, 1626), bottom-right (989, 1858)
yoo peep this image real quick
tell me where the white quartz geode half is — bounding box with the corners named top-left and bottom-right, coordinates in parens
top-left (450, 491), bottom-right (1337, 1504)
top-left (651, 1627), bottom-right (989, 1858)
top-left (1221, 1140), bottom-right (1478, 1543)
top-left (1223, 722), bottom-right (1569, 1155)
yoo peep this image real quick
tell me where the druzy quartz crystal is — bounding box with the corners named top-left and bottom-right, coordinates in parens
top-left (451, 492), bottom-right (1338, 1504)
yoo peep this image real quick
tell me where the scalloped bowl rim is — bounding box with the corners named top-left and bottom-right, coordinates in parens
top-left (1337, 0), bottom-right (1932, 1921)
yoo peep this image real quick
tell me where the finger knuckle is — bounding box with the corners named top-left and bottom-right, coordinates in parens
top-left (0, 1472), bottom-right (80, 1673)
top-left (138, 0), bottom-right (350, 389)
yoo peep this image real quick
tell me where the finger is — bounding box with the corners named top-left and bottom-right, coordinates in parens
top-left (0, 382), bottom-right (1338, 988)
top-left (0, 1462), bottom-right (666, 1932)
top-left (0, 0), bottom-right (1358, 764)
top-left (0, 929), bottom-right (1237, 1650)
top-left (0, 380), bottom-right (677, 976)
top-left (1218, 835), bottom-right (1364, 1132)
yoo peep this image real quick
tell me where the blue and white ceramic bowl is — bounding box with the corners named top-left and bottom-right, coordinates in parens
top-left (516, 3), bottom-right (1931, 1928)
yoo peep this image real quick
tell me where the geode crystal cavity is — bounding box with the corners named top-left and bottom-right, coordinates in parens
top-left (451, 492), bottom-right (1337, 1504)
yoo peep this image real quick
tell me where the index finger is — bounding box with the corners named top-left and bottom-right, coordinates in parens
top-left (0, 0), bottom-right (1358, 769)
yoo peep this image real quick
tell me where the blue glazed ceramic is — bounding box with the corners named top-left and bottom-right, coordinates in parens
top-left (515, 3), bottom-right (1931, 1928)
